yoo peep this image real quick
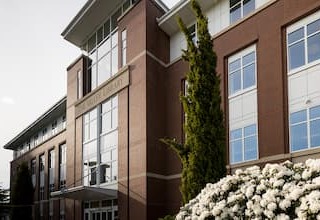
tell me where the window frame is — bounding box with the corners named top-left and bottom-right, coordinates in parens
top-left (229, 123), bottom-right (259, 164)
top-left (287, 10), bottom-right (320, 74)
top-left (82, 95), bottom-right (118, 187)
top-left (230, 0), bottom-right (255, 24)
top-left (228, 44), bottom-right (257, 98)
top-left (289, 105), bottom-right (320, 152)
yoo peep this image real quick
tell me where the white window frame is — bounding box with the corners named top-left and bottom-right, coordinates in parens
top-left (229, 0), bottom-right (256, 24)
top-left (121, 29), bottom-right (127, 67)
top-left (289, 105), bottom-right (320, 152)
top-left (228, 44), bottom-right (257, 98)
top-left (287, 10), bottom-right (320, 74)
top-left (229, 123), bottom-right (259, 164)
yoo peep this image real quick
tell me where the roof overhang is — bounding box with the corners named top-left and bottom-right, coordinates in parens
top-left (61, 0), bottom-right (124, 48)
top-left (51, 186), bottom-right (117, 201)
top-left (158, 0), bottom-right (218, 36)
top-left (3, 97), bottom-right (66, 150)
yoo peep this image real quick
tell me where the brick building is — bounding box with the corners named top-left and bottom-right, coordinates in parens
top-left (4, 0), bottom-right (320, 219)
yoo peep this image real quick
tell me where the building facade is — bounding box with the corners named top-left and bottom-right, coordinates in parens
top-left (4, 0), bottom-right (320, 219)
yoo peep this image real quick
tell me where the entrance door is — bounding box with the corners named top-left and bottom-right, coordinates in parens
top-left (84, 210), bottom-right (113, 220)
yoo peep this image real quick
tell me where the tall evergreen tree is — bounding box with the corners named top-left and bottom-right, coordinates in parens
top-left (162, 0), bottom-right (226, 204)
top-left (10, 162), bottom-right (34, 220)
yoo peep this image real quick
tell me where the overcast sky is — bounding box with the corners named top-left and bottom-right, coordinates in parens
top-left (0, 0), bottom-right (178, 189)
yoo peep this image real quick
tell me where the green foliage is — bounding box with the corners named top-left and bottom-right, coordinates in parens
top-left (158, 215), bottom-right (176, 220)
top-left (10, 162), bottom-right (34, 220)
top-left (161, 0), bottom-right (226, 204)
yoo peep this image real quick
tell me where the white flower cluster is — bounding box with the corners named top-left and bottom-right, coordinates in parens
top-left (176, 159), bottom-right (320, 220)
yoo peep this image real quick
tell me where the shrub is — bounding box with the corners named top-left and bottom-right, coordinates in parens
top-left (176, 159), bottom-right (320, 220)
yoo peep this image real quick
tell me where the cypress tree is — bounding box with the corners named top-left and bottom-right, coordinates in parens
top-left (10, 162), bottom-right (34, 220)
top-left (162, 0), bottom-right (226, 204)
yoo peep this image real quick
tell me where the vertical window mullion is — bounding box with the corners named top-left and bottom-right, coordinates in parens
top-left (242, 128), bottom-right (245, 161)
top-left (307, 108), bottom-right (311, 149)
top-left (304, 26), bottom-right (308, 65)
top-left (241, 0), bottom-right (244, 18)
top-left (241, 56), bottom-right (244, 90)
top-left (97, 106), bottom-right (101, 185)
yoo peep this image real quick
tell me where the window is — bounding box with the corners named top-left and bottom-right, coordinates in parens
top-left (52, 120), bottom-right (58, 136)
top-left (230, 0), bottom-right (255, 23)
top-left (60, 199), bottom-right (65, 220)
top-left (230, 124), bottom-right (258, 164)
top-left (42, 128), bottom-right (48, 142)
top-left (287, 14), bottom-right (320, 71)
top-left (121, 29), bottom-right (127, 67)
top-left (188, 24), bottom-right (197, 44)
top-left (83, 95), bottom-right (118, 186)
top-left (59, 143), bottom-right (66, 189)
top-left (62, 115), bottom-right (66, 129)
top-left (85, 1), bottom-right (137, 91)
top-left (34, 134), bottom-right (39, 146)
top-left (31, 159), bottom-right (36, 188)
top-left (290, 105), bottom-right (320, 152)
top-left (84, 199), bottom-right (118, 220)
top-left (77, 70), bottom-right (83, 99)
top-left (39, 154), bottom-right (45, 200)
top-left (49, 200), bottom-right (54, 220)
top-left (49, 149), bottom-right (55, 192)
top-left (228, 45), bottom-right (256, 96)
top-left (100, 96), bottom-right (118, 183)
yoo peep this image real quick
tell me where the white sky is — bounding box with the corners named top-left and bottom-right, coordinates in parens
top-left (0, 0), bottom-right (179, 189)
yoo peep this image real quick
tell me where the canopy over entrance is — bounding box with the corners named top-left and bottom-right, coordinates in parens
top-left (51, 186), bottom-right (117, 201)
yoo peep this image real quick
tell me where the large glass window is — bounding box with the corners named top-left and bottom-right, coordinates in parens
top-left (31, 158), bottom-right (36, 188)
top-left (83, 96), bottom-right (118, 186)
top-left (83, 108), bottom-right (98, 186)
top-left (59, 143), bottom-right (66, 189)
top-left (49, 149), bottom-right (55, 193)
top-left (100, 96), bottom-right (118, 184)
top-left (290, 105), bottom-right (320, 152)
top-left (85, 1), bottom-right (137, 91)
top-left (287, 16), bottom-right (320, 71)
top-left (60, 199), bottom-right (65, 220)
top-left (230, 124), bottom-right (258, 164)
top-left (230, 0), bottom-right (255, 24)
top-left (228, 46), bottom-right (256, 96)
top-left (39, 154), bottom-right (45, 200)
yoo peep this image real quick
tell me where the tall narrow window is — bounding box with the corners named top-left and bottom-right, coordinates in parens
top-left (34, 134), bottom-right (39, 146)
top-left (49, 149), bottom-right (55, 193)
top-left (49, 200), bottom-right (54, 220)
top-left (83, 108), bottom-right (98, 186)
top-left (42, 128), bottom-right (48, 142)
top-left (39, 154), bottom-right (45, 201)
top-left (77, 70), bottom-right (83, 99)
top-left (52, 120), bottom-right (58, 136)
top-left (31, 159), bottom-right (36, 188)
top-left (59, 143), bottom-right (66, 189)
top-left (230, 0), bottom-right (255, 23)
top-left (100, 96), bottom-right (118, 184)
top-left (188, 24), bottom-right (197, 44)
top-left (60, 199), bottom-right (65, 220)
top-left (62, 115), bottom-right (66, 129)
top-left (121, 30), bottom-right (127, 67)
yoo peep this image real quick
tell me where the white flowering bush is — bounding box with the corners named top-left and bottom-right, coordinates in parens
top-left (176, 159), bottom-right (320, 220)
